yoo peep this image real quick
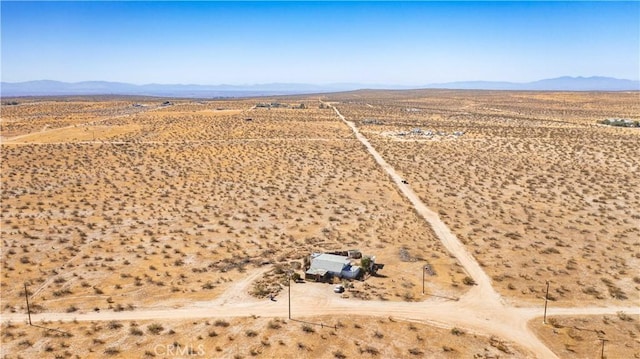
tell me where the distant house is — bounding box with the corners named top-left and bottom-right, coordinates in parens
top-left (305, 253), bottom-right (361, 282)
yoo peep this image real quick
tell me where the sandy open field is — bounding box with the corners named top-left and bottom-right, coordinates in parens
top-left (1, 315), bottom-right (533, 359)
top-left (531, 313), bottom-right (639, 359)
top-left (1, 97), bottom-right (467, 312)
top-left (333, 90), bottom-right (640, 307)
top-left (2, 91), bottom-right (638, 358)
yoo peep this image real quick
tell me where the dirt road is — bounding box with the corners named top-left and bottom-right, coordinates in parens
top-left (326, 104), bottom-right (638, 358)
top-left (3, 277), bottom-right (636, 358)
top-left (2, 138), bottom-right (355, 146)
top-left (1, 102), bottom-right (175, 144)
top-left (330, 106), bottom-right (500, 304)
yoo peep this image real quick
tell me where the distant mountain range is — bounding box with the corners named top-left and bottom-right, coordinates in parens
top-left (0, 80), bottom-right (343, 98)
top-left (422, 76), bottom-right (640, 91)
top-left (1, 76), bottom-right (638, 98)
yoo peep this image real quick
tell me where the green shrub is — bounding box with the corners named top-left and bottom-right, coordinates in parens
top-left (147, 323), bottom-right (164, 334)
top-left (462, 276), bottom-right (476, 286)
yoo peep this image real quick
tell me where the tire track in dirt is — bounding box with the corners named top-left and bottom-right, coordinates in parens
top-left (330, 105), bottom-right (500, 304)
top-left (329, 104), bottom-right (555, 357)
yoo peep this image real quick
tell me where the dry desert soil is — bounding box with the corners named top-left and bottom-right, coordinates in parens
top-left (1, 91), bottom-right (638, 358)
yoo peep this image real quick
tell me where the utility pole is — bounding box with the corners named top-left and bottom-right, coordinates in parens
top-left (288, 271), bottom-right (291, 320)
top-left (543, 280), bottom-right (550, 324)
top-left (600, 338), bottom-right (608, 359)
top-left (24, 282), bottom-right (32, 326)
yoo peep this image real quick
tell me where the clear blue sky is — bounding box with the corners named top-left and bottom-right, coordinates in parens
top-left (1, 1), bottom-right (638, 85)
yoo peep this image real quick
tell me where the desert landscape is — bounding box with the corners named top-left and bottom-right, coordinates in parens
top-left (336, 90), bottom-right (640, 306)
top-left (1, 90), bottom-right (638, 358)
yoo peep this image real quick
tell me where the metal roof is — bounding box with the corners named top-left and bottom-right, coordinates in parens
top-left (305, 268), bottom-right (328, 276)
top-left (309, 253), bottom-right (350, 274)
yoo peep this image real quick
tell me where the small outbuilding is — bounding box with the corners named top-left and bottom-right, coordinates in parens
top-left (305, 253), bottom-right (361, 282)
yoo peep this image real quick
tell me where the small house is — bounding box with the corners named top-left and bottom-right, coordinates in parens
top-left (305, 253), bottom-right (361, 282)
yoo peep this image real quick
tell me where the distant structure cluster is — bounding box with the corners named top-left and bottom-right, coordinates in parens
top-left (362, 118), bottom-right (383, 125)
top-left (384, 128), bottom-right (465, 140)
top-left (599, 118), bottom-right (639, 128)
top-left (255, 102), bottom-right (306, 109)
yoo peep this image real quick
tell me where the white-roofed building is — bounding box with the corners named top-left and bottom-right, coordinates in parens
top-left (305, 253), bottom-right (361, 282)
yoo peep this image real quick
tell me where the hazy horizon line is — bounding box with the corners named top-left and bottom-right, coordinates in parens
top-left (4, 75), bottom-right (640, 87)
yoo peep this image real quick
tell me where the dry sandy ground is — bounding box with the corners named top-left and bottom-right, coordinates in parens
top-left (333, 90), bottom-right (639, 307)
top-left (2, 98), bottom-right (468, 318)
top-left (1, 98), bottom-right (155, 139)
top-left (531, 313), bottom-right (640, 359)
top-left (1, 92), bottom-right (638, 358)
top-left (1, 314), bottom-right (534, 359)
top-left (2, 267), bottom-right (636, 358)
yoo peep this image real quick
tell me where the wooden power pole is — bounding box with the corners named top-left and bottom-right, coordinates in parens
top-left (543, 280), bottom-right (550, 324)
top-left (288, 272), bottom-right (291, 320)
top-left (24, 282), bottom-right (32, 326)
top-left (600, 338), bottom-right (608, 359)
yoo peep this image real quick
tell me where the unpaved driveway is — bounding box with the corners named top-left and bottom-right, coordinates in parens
top-left (331, 105), bottom-right (500, 306)
top-left (3, 278), bottom-right (636, 358)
